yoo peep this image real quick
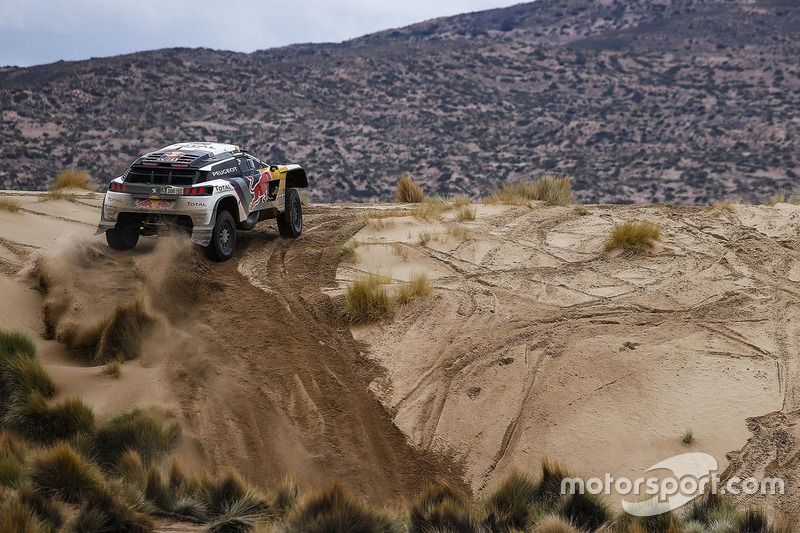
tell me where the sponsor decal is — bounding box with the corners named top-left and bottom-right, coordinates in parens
top-left (157, 151), bottom-right (185, 163)
top-left (186, 201), bottom-right (207, 208)
top-left (106, 196), bottom-right (124, 204)
top-left (212, 167), bottom-right (238, 177)
top-left (215, 184), bottom-right (234, 192)
top-left (135, 198), bottom-right (174, 210)
top-left (246, 171), bottom-right (273, 211)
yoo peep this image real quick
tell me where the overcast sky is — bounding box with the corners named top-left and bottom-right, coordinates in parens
top-left (0, 0), bottom-right (525, 67)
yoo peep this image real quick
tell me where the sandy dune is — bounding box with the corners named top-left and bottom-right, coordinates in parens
top-left (1, 190), bottom-right (799, 521)
top-left (336, 201), bottom-right (799, 518)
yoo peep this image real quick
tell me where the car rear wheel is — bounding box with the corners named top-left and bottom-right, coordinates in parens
top-left (206, 210), bottom-right (236, 262)
top-left (277, 188), bottom-right (302, 238)
top-left (106, 225), bottom-right (139, 251)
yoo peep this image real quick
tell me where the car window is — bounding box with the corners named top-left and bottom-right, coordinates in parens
top-left (237, 158), bottom-right (250, 173)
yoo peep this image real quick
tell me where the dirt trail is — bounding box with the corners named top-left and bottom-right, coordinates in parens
top-left (8, 195), bottom-right (463, 502)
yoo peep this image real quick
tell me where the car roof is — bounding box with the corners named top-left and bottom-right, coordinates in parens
top-left (154, 142), bottom-right (241, 156)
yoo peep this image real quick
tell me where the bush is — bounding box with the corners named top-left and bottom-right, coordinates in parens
top-left (0, 197), bottom-right (22, 213)
top-left (52, 169), bottom-right (96, 191)
top-left (534, 459), bottom-right (572, 511)
top-left (456, 205), bottom-right (477, 221)
top-left (397, 273), bottom-right (433, 305)
top-left (144, 465), bottom-right (173, 513)
top-left (409, 482), bottom-right (472, 533)
top-left (69, 484), bottom-right (153, 533)
top-left (604, 221), bottom-right (662, 253)
top-left (0, 331), bottom-right (37, 359)
top-left (344, 277), bottom-right (394, 323)
top-left (15, 486), bottom-right (64, 531)
top-left (0, 494), bottom-right (46, 533)
top-left (65, 300), bottom-right (151, 366)
top-left (534, 514), bottom-right (580, 532)
top-left (0, 352), bottom-right (55, 421)
top-left (30, 443), bottom-right (104, 504)
top-left (285, 482), bottom-right (395, 533)
top-left (116, 450), bottom-right (147, 489)
top-left (479, 469), bottom-right (539, 531)
top-left (93, 408), bottom-right (181, 468)
top-left (102, 359), bottom-right (123, 379)
top-left (559, 492), bottom-right (613, 531)
top-left (4, 392), bottom-right (95, 444)
top-left (0, 454), bottom-right (24, 488)
top-left (396, 175), bottom-right (426, 203)
top-left (489, 174), bottom-right (573, 206)
top-left (273, 475), bottom-right (299, 518)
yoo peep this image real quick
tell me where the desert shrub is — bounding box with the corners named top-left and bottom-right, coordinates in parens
top-left (453, 194), bottom-right (471, 206)
top-left (604, 221), bottom-right (662, 252)
top-left (559, 491), bottom-right (613, 531)
top-left (409, 482), bottom-right (473, 533)
top-left (456, 205), bottom-right (477, 221)
top-left (396, 175), bottom-right (426, 203)
top-left (4, 393), bottom-right (95, 444)
top-left (15, 485), bottom-right (64, 531)
top-left (0, 431), bottom-right (29, 461)
top-left (488, 174), bottom-right (573, 206)
top-left (0, 454), bottom-right (24, 488)
top-left (0, 353), bottom-right (55, 402)
top-left (30, 442), bottom-right (104, 504)
top-left (737, 509), bottom-right (770, 532)
top-left (0, 494), bottom-right (47, 533)
top-left (344, 277), bottom-right (394, 323)
top-left (534, 514), bottom-right (581, 533)
top-left (172, 496), bottom-right (208, 522)
top-left (681, 489), bottom-right (736, 525)
top-left (65, 317), bottom-right (110, 363)
top-left (397, 273), bottom-right (433, 305)
top-left (412, 195), bottom-right (450, 219)
top-left (69, 484), bottom-right (152, 533)
top-left (683, 429), bottom-right (693, 445)
top-left (167, 457), bottom-right (187, 492)
top-left (102, 358), bottom-right (123, 379)
top-left (144, 465), bottom-right (174, 513)
top-left (340, 243), bottom-right (358, 262)
top-left (40, 189), bottom-right (77, 202)
top-left (93, 407), bottom-right (181, 468)
top-left (52, 169), bottom-right (96, 191)
top-left (285, 482), bottom-right (395, 533)
top-left (96, 300), bottom-right (151, 364)
top-left (479, 469), bottom-right (540, 531)
top-left (273, 476), bottom-right (299, 518)
top-left (0, 197), bottom-right (22, 213)
top-left (615, 505), bottom-right (677, 533)
top-left (116, 450), bottom-right (147, 489)
top-left (206, 495), bottom-right (270, 533)
top-left (0, 331), bottom-right (38, 359)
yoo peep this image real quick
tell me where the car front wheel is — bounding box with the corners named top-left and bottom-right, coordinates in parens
top-left (206, 210), bottom-right (236, 261)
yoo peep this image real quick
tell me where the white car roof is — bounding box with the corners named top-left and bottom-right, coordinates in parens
top-left (158, 142), bottom-right (240, 156)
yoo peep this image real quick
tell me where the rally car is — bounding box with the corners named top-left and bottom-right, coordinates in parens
top-left (96, 142), bottom-right (308, 261)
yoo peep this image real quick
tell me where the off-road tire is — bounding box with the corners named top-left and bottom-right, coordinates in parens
top-left (106, 225), bottom-right (139, 251)
top-left (206, 210), bottom-right (236, 262)
top-left (277, 188), bottom-right (303, 238)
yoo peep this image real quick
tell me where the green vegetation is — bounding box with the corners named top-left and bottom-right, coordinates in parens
top-left (285, 482), bottom-right (396, 533)
top-left (683, 429), bottom-right (694, 445)
top-left (409, 482), bottom-right (472, 532)
top-left (93, 407), bottom-right (181, 467)
top-left (0, 197), bottom-right (22, 213)
top-left (605, 221), bottom-right (662, 253)
top-left (486, 174), bottom-right (573, 206)
top-left (102, 357), bottom-right (123, 379)
top-left (344, 276), bottom-right (394, 323)
top-left (396, 174), bottom-right (426, 203)
top-left (397, 273), bottom-right (434, 306)
top-left (52, 168), bottom-right (96, 191)
top-left (29, 442), bottom-right (104, 503)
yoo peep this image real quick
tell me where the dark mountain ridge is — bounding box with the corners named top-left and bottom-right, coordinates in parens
top-left (1, 0), bottom-right (798, 204)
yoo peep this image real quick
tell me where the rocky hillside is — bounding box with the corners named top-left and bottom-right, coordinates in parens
top-left (1, 0), bottom-right (798, 204)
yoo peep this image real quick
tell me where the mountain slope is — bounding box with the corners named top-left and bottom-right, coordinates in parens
top-left (0, 0), bottom-right (798, 204)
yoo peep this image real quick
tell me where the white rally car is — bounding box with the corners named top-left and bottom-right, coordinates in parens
top-left (96, 142), bottom-right (308, 261)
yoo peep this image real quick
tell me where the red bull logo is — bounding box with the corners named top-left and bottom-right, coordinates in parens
top-left (135, 198), bottom-right (174, 210)
top-left (246, 171), bottom-right (272, 211)
top-left (157, 151), bottom-right (185, 163)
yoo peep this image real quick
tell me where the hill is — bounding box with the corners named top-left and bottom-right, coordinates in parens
top-left (0, 0), bottom-right (799, 204)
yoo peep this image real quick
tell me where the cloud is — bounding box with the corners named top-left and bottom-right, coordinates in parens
top-left (0, 0), bottom-right (525, 67)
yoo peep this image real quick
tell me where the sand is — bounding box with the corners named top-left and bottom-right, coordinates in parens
top-left (1, 190), bottom-right (798, 521)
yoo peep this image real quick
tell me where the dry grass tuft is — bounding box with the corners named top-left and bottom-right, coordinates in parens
top-left (418, 231), bottom-right (439, 246)
top-left (39, 189), bottom-right (77, 202)
top-left (93, 407), bottom-right (181, 467)
top-left (396, 174), bottom-right (426, 203)
top-left (605, 221), bottom-right (662, 253)
top-left (53, 169), bottom-right (96, 191)
top-left (0, 197), bottom-right (22, 213)
top-left (102, 358), bottom-right (123, 379)
top-left (412, 197), bottom-right (449, 219)
top-left (397, 273), bottom-right (434, 306)
top-left (410, 482), bottom-right (473, 533)
top-left (479, 469), bottom-right (539, 531)
top-left (456, 205), bottom-right (477, 221)
top-left (340, 242), bottom-right (359, 262)
top-left (453, 194), bottom-right (471, 206)
top-left (30, 442), bottom-right (104, 504)
top-left (683, 429), bottom-right (693, 445)
top-left (66, 299), bottom-right (152, 366)
top-left (344, 276), bottom-right (394, 323)
top-left (286, 481), bottom-right (395, 533)
top-left (69, 483), bottom-right (153, 532)
top-left (391, 243), bottom-right (409, 260)
top-left (486, 173), bottom-right (573, 206)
